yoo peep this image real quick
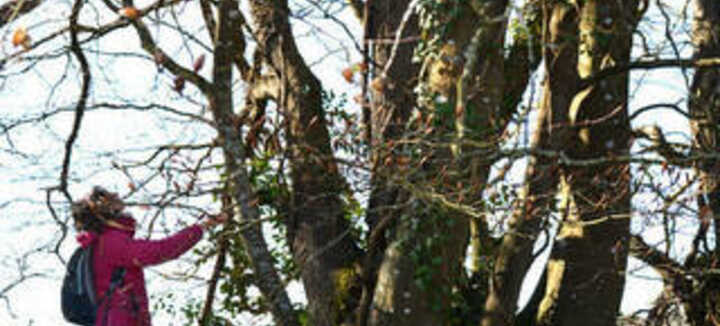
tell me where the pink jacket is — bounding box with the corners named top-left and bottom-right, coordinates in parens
top-left (78, 216), bottom-right (203, 326)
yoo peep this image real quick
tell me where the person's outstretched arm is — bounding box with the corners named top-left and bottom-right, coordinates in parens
top-left (105, 214), bottom-right (227, 267)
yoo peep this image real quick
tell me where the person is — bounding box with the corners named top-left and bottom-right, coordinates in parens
top-left (71, 186), bottom-right (227, 326)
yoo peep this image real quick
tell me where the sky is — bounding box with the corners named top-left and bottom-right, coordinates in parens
top-left (0, 0), bottom-right (703, 325)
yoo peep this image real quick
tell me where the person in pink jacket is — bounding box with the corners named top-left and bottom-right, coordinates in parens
top-left (71, 186), bottom-right (227, 326)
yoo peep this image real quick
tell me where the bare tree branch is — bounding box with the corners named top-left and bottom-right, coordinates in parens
top-left (199, 191), bottom-right (231, 325)
top-left (99, 0), bottom-right (214, 95)
top-left (0, 0), bottom-right (44, 27)
top-left (582, 57), bottom-right (720, 88)
top-left (46, 0), bottom-right (92, 264)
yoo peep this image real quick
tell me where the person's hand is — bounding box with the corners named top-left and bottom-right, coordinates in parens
top-left (201, 212), bottom-right (229, 230)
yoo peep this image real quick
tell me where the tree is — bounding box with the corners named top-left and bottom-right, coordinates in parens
top-left (530, 2), bottom-right (641, 325)
top-left (2, 0), bottom-right (720, 325)
top-left (631, 1), bottom-right (720, 325)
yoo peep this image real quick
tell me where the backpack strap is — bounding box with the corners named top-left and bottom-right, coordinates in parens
top-left (109, 268), bottom-right (126, 287)
top-left (101, 268), bottom-right (126, 326)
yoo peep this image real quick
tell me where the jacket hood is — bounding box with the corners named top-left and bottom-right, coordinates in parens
top-left (107, 214), bottom-right (137, 236)
top-left (76, 215), bottom-right (136, 247)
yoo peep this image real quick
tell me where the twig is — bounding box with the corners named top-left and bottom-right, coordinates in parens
top-left (199, 193), bottom-right (231, 325)
top-left (60, 0), bottom-right (91, 198)
top-left (581, 57), bottom-right (720, 88)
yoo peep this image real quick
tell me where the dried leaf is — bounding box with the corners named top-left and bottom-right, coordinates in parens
top-left (246, 132), bottom-right (257, 151)
top-left (342, 114), bottom-right (355, 126)
top-left (173, 76), bottom-right (185, 93)
top-left (193, 54), bottom-right (205, 72)
top-left (424, 126), bottom-right (434, 135)
top-left (384, 156), bottom-right (393, 167)
top-left (396, 156), bottom-right (410, 167)
top-left (342, 67), bottom-right (354, 83)
top-left (700, 205), bottom-right (713, 220)
top-left (12, 27), bottom-right (30, 50)
top-left (153, 50), bottom-right (165, 65)
top-left (248, 198), bottom-right (260, 207)
top-left (370, 77), bottom-right (385, 92)
top-left (128, 182), bottom-right (136, 191)
top-left (119, 6), bottom-right (140, 19)
top-left (253, 115), bottom-right (266, 128)
top-left (455, 104), bottom-right (464, 118)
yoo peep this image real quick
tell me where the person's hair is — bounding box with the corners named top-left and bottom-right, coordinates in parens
top-left (71, 186), bottom-right (118, 233)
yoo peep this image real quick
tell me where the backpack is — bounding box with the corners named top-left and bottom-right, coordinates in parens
top-left (61, 245), bottom-right (125, 326)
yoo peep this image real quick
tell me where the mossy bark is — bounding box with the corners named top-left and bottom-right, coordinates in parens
top-left (248, 1), bottom-right (362, 325)
top-left (367, 1), bottom-right (510, 325)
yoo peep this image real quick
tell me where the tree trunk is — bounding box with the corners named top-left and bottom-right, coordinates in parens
top-left (248, 1), bottom-right (362, 325)
top-left (534, 1), bottom-right (640, 325)
top-left (209, 1), bottom-right (299, 325)
top-left (482, 3), bottom-right (555, 325)
top-left (686, 1), bottom-right (720, 324)
top-left (359, 1), bottom-right (420, 324)
top-left (367, 1), bottom-right (510, 325)
top-left (690, 0), bottom-right (720, 259)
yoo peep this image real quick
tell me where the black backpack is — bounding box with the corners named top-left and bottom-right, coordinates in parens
top-left (61, 245), bottom-right (125, 326)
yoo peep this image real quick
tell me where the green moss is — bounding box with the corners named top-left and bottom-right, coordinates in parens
top-left (331, 267), bottom-right (358, 318)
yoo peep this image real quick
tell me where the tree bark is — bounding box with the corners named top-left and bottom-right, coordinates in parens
top-left (367, 1), bottom-right (511, 325)
top-left (686, 1), bottom-right (720, 324)
top-left (0, 0), bottom-right (44, 27)
top-left (534, 1), bottom-right (640, 325)
top-left (482, 3), bottom-right (555, 325)
top-left (247, 1), bottom-right (362, 325)
top-left (359, 1), bottom-right (420, 325)
top-left (209, 1), bottom-right (299, 325)
top-left (690, 0), bottom-right (720, 258)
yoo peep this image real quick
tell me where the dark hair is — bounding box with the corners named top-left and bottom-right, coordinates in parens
top-left (71, 186), bottom-right (117, 233)
top-left (90, 185), bottom-right (111, 202)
